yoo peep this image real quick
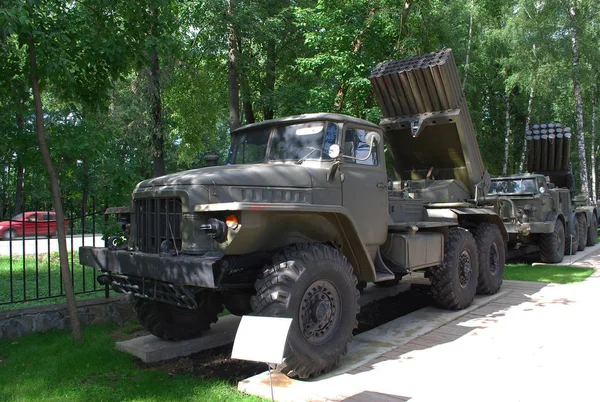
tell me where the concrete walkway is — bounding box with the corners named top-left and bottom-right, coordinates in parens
top-left (239, 249), bottom-right (600, 401)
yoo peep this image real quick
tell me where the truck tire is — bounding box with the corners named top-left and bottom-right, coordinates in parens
top-left (131, 291), bottom-right (223, 341)
top-left (430, 227), bottom-right (479, 310)
top-left (565, 219), bottom-right (579, 255)
top-left (251, 243), bottom-right (359, 379)
top-left (577, 214), bottom-right (587, 251)
top-left (473, 223), bottom-right (505, 295)
top-left (586, 216), bottom-right (598, 246)
top-left (539, 220), bottom-right (565, 263)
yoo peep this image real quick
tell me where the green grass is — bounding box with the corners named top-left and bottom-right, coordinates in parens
top-left (0, 252), bottom-right (108, 311)
top-left (504, 263), bottom-right (595, 284)
top-left (0, 323), bottom-right (264, 402)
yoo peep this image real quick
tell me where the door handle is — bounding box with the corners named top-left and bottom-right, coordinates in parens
top-left (376, 181), bottom-right (386, 189)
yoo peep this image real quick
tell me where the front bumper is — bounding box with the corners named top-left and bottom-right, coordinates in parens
top-left (503, 221), bottom-right (555, 238)
top-left (79, 246), bottom-right (223, 288)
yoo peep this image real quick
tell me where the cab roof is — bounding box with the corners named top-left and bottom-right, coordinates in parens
top-left (232, 113), bottom-right (380, 134)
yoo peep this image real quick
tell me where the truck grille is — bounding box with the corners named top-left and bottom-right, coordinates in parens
top-left (135, 198), bottom-right (183, 254)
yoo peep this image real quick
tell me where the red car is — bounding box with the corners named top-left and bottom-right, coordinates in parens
top-left (0, 211), bottom-right (68, 240)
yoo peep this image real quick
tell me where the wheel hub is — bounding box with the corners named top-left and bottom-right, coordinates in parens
top-left (299, 280), bottom-right (341, 345)
top-left (458, 250), bottom-right (472, 288)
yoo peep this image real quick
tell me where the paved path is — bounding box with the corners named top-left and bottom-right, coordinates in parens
top-left (239, 249), bottom-right (600, 402)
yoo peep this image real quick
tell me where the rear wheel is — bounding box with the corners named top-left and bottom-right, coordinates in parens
top-left (473, 223), bottom-right (505, 295)
top-left (586, 216), bottom-right (598, 246)
top-left (251, 243), bottom-right (359, 379)
top-left (577, 214), bottom-right (587, 251)
top-left (2, 229), bottom-right (17, 240)
top-left (430, 227), bottom-right (479, 310)
top-left (565, 218), bottom-right (579, 255)
top-left (539, 220), bottom-right (565, 263)
top-left (131, 291), bottom-right (223, 341)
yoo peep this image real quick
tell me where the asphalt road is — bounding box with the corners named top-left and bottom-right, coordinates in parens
top-left (0, 234), bottom-right (104, 256)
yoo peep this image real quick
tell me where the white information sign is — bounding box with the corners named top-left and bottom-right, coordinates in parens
top-left (231, 316), bottom-right (293, 364)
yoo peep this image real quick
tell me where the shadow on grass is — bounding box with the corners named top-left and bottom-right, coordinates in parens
top-left (0, 323), bottom-right (263, 402)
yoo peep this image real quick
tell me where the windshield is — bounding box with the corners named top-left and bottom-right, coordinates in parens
top-left (11, 213), bottom-right (24, 220)
top-left (227, 121), bottom-right (338, 164)
top-left (489, 179), bottom-right (537, 195)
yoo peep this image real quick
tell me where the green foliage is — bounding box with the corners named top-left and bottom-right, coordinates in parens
top-left (0, 0), bottom-right (599, 204)
top-left (504, 263), bottom-right (595, 284)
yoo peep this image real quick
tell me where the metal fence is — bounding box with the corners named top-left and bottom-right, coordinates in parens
top-left (0, 197), bottom-right (110, 307)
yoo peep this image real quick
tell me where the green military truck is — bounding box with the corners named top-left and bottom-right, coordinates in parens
top-left (485, 124), bottom-right (597, 263)
top-left (80, 49), bottom-right (507, 379)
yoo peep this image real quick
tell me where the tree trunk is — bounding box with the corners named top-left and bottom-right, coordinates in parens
top-left (503, 92), bottom-right (511, 175)
top-left (462, 0), bottom-right (474, 89)
top-left (149, 5), bottom-right (166, 178)
top-left (570, 6), bottom-right (589, 199)
top-left (27, 35), bottom-right (82, 342)
top-left (13, 97), bottom-right (26, 215)
top-left (227, 0), bottom-right (240, 132)
top-left (13, 157), bottom-right (24, 216)
top-left (519, 86), bottom-right (535, 173)
top-left (263, 38), bottom-right (276, 121)
top-left (592, 76), bottom-right (597, 203)
top-left (335, 7), bottom-right (377, 112)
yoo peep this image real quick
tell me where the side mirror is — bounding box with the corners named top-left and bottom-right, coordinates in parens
top-left (328, 144), bottom-right (341, 159)
top-left (366, 131), bottom-right (381, 147)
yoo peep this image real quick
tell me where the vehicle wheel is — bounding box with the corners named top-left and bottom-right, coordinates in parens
top-left (251, 243), bottom-right (359, 379)
top-left (577, 214), bottom-right (587, 251)
top-left (2, 229), bottom-right (17, 241)
top-left (565, 218), bottom-right (579, 255)
top-left (539, 220), bottom-right (565, 263)
top-left (131, 291), bottom-right (223, 341)
top-left (473, 223), bottom-right (505, 295)
top-left (586, 216), bottom-right (598, 246)
top-left (430, 227), bottom-right (479, 310)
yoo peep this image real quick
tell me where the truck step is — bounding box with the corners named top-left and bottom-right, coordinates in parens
top-left (374, 249), bottom-right (397, 282)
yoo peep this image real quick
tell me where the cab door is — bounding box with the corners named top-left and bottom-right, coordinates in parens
top-left (340, 125), bottom-right (389, 257)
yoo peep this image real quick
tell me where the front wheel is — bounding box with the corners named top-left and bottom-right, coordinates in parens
top-left (539, 219), bottom-right (565, 263)
top-left (251, 243), bottom-right (359, 379)
top-left (430, 227), bottom-right (479, 310)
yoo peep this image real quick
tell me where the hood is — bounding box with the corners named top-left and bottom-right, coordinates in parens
top-left (137, 164), bottom-right (314, 189)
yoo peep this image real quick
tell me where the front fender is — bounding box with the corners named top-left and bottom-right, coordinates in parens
top-left (193, 202), bottom-right (377, 282)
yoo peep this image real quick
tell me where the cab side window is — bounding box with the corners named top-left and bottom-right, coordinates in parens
top-left (343, 128), bottom-right (379, 166)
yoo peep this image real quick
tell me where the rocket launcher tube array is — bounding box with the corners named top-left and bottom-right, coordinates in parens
top-left (369, 48), bottom-right (485, 196)
top-left (526, 123), bottom-right (571, 173)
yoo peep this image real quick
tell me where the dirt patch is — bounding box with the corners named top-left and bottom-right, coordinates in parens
top-left (133, 284), bottom-right (432, 384)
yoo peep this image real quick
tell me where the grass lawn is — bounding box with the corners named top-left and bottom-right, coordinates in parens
top-left (0, 323), bottom-right (264, 402)
top-left (0, 252), bottom-right (107, 311)
top-left (504, 263), bottom-right (595, 284)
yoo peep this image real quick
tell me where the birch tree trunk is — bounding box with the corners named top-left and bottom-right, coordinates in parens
top-left (519, 86), bottom-right (535, 173)
top-left (27, 35), bottom-right (82, 342)
top-left (462, 0), bottom-right (474, 89)
top-left (592, 78), bottom-right (597, 203)
top-left (569, 6), bottom-right (589, 199)
top-left (503, 92), bottom-right (511, 175)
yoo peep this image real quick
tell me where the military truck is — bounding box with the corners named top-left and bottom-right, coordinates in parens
top-left (484, 124), bottom-right (597, 263)
top-left (80, 49), bottom-right (507, 379)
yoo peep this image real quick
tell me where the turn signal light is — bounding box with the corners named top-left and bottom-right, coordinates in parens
top-left (225, 214), bottom-right (239, 229)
